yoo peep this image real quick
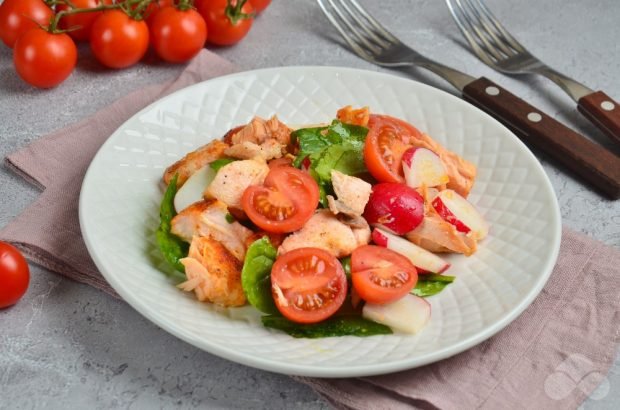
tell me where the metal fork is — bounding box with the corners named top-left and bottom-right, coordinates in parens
top-left (317, 0), bottom-right (620, 199)
top-left (446, 0), bottom-right (620, 146)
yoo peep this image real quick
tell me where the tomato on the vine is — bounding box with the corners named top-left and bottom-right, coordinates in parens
top-left (149, 6), bottom-right (207, 63)
top-left (271, 247), bottom-right (348, 324)
top-left (195, 0), bottom-right (254, 46)
top-left (57, 0), bottom-right (113, 42)
top-left (249, 0), bottom-right (271, 13)
top-left (0, 0), bottom-right (54, 48)
top-left (90, 10), bottom-right (149, 69)
top-left (0, 242), bottom-right (30, 309)
top-left (13, 27), bottom-right (77, 88)
top-left (143, 0), bottom-right (175, 26)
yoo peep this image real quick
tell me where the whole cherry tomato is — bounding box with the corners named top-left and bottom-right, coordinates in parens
top-left (57, 0), bottom-right (113, 42)
top-left (249, 0), bottom-right (271, 13)
top-left (0, 0), bottom-right (54, 48)
top-left (13, 27), bottom-right (77, 88)
top-left (143, 0), bottom-right (175, 26)
top-left (150, 6), bottom-right (207, 63)
top-left (90, 10), bottom-right (149, 69)
top-left (0, 242), bottom-right (30, 309)
top-left (195, 0), bottom-right (254, 46)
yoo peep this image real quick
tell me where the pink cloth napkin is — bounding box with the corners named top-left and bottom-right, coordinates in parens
top-left (1, 49), bottom-right (618, 410)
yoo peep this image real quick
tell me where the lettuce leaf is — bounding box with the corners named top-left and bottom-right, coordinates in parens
top-left (155, 174), bottom-right (188, 281)
top-left (412, 274), bottom-right (455, 297)
top-left (209, 158), bottom-right (236, 171)
top-left (292, 120), bottom-right (368, 207)
top-left (241, 237), bottom-right (279, 314)
top-left (261, 315), bottom-right (392, 338)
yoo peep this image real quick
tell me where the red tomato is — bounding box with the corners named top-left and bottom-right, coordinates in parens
top-left (364, 114), bottom-right (425, 183)
top-left (150, 6), bottom-right (207, 63)
top-left (0, 242), bottom-right (30, 309)
top-left (249, 0), bottom-right (271, 13)
top-left (195, 0), bottom-right (254, 46)
top-left (57, 0), bottom-right (113, 42)
top-left (143, 0), bottom-right (174, 26)
top-left (90, 10), bottom-right (149, 69)
top-left (271, 247), bottom-right (347, 323)
top-left (351, 245), bottom-right (417, 305)
top-left (242, 166), bottom-right (319, 233)
top-left (0, 0), bottom-right (53, 48)
top-left (13, 27), bottom-right (77, 88)
top-left (363, 182), bottom-right (424, 234)
top-left (268, 157), bottom-right (293, 169)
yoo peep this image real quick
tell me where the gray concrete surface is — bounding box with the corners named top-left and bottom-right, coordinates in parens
top-left (1, 0), bottom-right (619, 409)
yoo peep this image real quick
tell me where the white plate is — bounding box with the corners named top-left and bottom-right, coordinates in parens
top-left (79, 67), bottom-right (561, 377)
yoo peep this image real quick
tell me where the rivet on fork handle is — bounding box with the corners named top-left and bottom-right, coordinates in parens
top-left (463, 77), bottom-right (620, 199)
top-left (578, 91), bottom-right (620, 146)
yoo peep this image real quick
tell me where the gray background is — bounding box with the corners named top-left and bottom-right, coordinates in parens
top-left (1, 0), bottom-right (619, 408)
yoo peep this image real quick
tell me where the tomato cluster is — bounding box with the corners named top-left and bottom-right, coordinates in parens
top-left (0, 0), bottom-right (271, 88)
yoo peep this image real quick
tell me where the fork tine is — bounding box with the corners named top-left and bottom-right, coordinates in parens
top-left (324, 0), bottom-right (385, 55)
top-left (317, 0), bottom-right (376, 61)
top-left (462, 0), bottom-right (514, 57)
top-left (471, 0), bottom-right (527, 54)
top-left (455, 0), bottom-right (506, 61)
top-left (446, 0), bottom-right (498, 67)
top-left (345, 0), bottom-right (400, 45)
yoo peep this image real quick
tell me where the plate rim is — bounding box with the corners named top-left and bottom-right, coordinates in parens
top-left (79, 65), bottom-right (562, 377)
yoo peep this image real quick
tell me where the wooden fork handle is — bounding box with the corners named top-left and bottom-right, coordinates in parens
top-left (578, 91), bottom-right (620, 146)
top-left (462, 77), bottom-right (620, 199)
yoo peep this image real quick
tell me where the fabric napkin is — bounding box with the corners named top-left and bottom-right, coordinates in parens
top-left (2, 49), bottom-right (618, 410)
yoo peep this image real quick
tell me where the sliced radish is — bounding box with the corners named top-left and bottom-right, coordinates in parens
top-left (432, 189), bottom-right (489, 240)
top-left (402, 147), bottom-right (449, 188)
top-left (372, 228), bottom-right (450, 274)
top-left (363, 294), bottom-right (431, 334)
top-left (174, 165), bottom-right (216, 213)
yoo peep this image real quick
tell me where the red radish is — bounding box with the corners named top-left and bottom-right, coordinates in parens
top-left (363, 294), bottom-right (431, 334)
top-left (432, 189), bottom-right (489, 240)
top-left (402, 147), bottom-right (449, 188)
top-left (372, 228), bottom-right (450, 274)
top-left (363, 182), bottom-right (424, 235)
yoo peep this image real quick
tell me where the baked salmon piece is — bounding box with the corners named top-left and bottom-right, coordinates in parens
top-left (327, 170), bottom-right (372, 217)
top-left (205, 158), bottom-right (270, 209)
top-left (224, 116), bottom-right (292, 160)
top-left (177, 236), bottom-right (246, 307)
top-left (278, 210), bottom-right (370, 258)
top-left (163, 140), bottom-right (229, 187)
top-left (171, 199), bottom-right (253, 261)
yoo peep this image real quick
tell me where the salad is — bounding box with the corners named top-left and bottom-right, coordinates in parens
top-left (156, 106), bottom-right (489, 338)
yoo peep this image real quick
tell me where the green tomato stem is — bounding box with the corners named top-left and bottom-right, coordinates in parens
top-left (225, 0), bottom-right (254, 25)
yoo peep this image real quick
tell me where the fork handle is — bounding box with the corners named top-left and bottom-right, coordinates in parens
top-left (462, 77), bottom-right (620, 199)
top-left (577, 91), bottom-right (620, 146)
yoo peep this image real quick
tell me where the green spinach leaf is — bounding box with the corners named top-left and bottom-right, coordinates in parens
top-left (412, 274), bottom-right (455, 297)
top-left (261, 315), bottom-right (392, 338)
top-left (209, 158), bottom-right (236, 172)
top-left (155, 174), bottom-right (188, 281)
top-left (241, 237), bottom-right (279, 314)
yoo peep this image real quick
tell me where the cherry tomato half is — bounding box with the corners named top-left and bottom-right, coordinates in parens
top-left (364, 114), bottom-right (425, 183)
top-left (0, 0), bottom-right (53, 48)
top-left (90, 10), bottom-right (149, 69)
top-left (271, 247), bottom-right (347, 323)
top-left (0, 242), bottom-right (30, 309)
top-left (58, 0), bottom-right (113, 42)
top-left (13, 27), bottom-right (77, 88)
top-left (149, 6), bottom-right (207, 63)
top-left (351, 245), bottom-right (417, 305)
top-left (242, 166), bottom-right (319, 233)
top-left (195, 0), bottom-right (254, 46)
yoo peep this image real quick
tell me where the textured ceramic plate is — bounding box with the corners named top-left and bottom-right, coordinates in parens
top-left (79, 67), bottom-right (561, 377)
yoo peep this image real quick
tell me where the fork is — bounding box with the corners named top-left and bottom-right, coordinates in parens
top-left (446, 0), bottom-right (620, 146)
top-left (317, 0), bottom-right (620, 199)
